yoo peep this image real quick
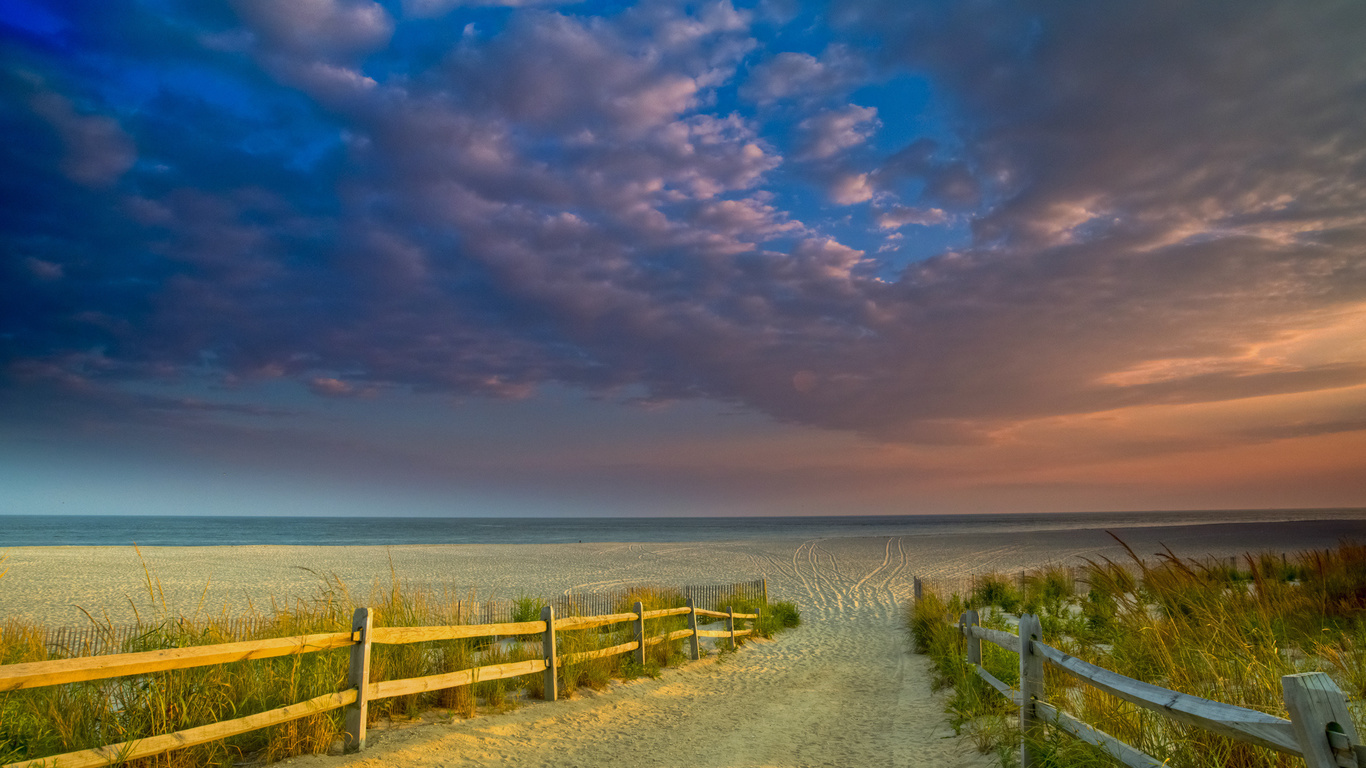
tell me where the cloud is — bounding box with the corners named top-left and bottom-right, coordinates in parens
top-left (828, 173), bottom-right (873, 205)
top-left (789, 237), bottom-right (866, 280)
top-left (1240, 418), bottom-right (1366, 442)
top-left (794, 104), bottom-right (878, 160)
top-left (25, 258), bottom-right (64, 280)
top-left (444, 9), bottom-right (750, 138)
top-left (876, 205), bottom-right (946, 229)
top-left (308, 377), bottom-right (381, 397)
top-left (692, 197), bottom-right (804, 241)
top-left (404, 0), bottom-right (580, 15)
top-left (231, 0), bottom-right (393, 59)
top-left (2, 0), bottom-right (1365, 475)
top-left (740, 44), bottom-right (863, 104)
top-left (868, 140), bottom-right (981, 209)
top-left (27, 90), bottom-right (135, 188)
top-left (845, 1), bottom-right (1366, 250)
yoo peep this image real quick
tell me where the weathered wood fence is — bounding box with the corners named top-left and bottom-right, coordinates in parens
top-left (1, 585), bottom-right (765, 768)
top-left (33, 578), bottom-right (769, 659)
top-left (954, 609), bottom-right (1365, 768)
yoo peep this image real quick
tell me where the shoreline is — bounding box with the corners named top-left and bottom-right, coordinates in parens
top-left (3, 508), bottom-right (1362, 548)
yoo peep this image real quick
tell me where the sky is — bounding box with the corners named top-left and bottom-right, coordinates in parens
top-left (2, 0), bottom-right (1365, 518)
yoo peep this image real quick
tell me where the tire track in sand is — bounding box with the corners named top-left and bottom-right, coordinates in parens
top-left (293, 538), bottom-right (992, 768)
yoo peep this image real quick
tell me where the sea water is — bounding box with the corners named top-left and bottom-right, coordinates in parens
top-left (1, 508), bottom-right (1363, 547)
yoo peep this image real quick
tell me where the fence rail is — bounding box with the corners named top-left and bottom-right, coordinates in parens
top-left (30, 578), bottom-right (769, 659)
top-left (951, 608), bottom-right (1364, 768)
top-left (2, 579), bottom-right (767, 768)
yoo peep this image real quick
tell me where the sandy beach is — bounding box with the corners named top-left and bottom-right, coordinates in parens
top-left (2, 518), bottom-right (1363, 767)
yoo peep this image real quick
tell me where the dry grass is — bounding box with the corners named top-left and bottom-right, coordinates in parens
top-left (0, 556), bottom-right (785, 766)
top-left (909, 540), bottom-right (1366, 768)
top-left (1, 560), bottom-right (353, 767)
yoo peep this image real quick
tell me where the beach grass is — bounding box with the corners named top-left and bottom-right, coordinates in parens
top-left (0, 559), bottom-right (791, 767)
top-left (909, 540), bottom-right (1366, 768)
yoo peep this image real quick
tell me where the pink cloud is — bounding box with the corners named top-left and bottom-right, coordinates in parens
top-left (795, 104), bottom-right (879, 160)
top-left (876, 206), bottom-right (948, 229)
top-left (829, 173), bottom-right (874, 205)
top-left (740, 45), bottom-right (863, 104)
top-left (232, 0), bottom-right (393, 58)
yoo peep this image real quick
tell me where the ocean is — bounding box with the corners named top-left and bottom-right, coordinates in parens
top-left (2, 508), bottom-right (1363, 547)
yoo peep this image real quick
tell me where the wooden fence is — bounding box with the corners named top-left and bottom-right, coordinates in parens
top-left (0, 585), bottom-right (765, 768)
top-left (33, 578), bottom-right (769, 659)
top-left (952, 608), bottom-right (1365, 768)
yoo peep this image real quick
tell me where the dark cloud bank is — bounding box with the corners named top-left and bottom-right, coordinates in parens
top-left (3, 0), bottom-right (1365, 452)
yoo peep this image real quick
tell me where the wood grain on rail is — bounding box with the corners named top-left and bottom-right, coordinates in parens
top-left (0, 633), bottom-right (354, 692)
top-left (369, 622), bottom-right (546, 645)
top-left (642, 607), bottom-right (693, 619)
top-left (554, 613), bottom-right (637, 631)
top-left (973, 664), bottom-right (1020, 706)
top-left (1033, 642), bottom-right (1299, 754)
top-left (1035, 701), bottom-right (1165, 768)
top-left (369, 660), bottom-right (548, 701)
top-left (693, 608), bottom-right (756, 619)
top-left (2, 690), bottom-right (357, 768)
top-left (643, 629), bottom-right (696, 646)
top-left (562, 640), bottom-right (639, 664)
top-left (969, 625), bottom-right (1021, 654)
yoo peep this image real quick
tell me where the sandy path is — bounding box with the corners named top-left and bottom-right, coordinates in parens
top-left (285, 536), bottom-right (990, 768)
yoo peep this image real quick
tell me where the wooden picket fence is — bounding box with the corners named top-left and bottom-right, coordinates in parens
top-left (0, 581), bottom-right (766, 768)
top-left (953, 608), bottom-right (1365, 768)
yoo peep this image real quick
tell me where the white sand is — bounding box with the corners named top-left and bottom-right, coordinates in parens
top-left (2, 519), bottom-right (1361, 767)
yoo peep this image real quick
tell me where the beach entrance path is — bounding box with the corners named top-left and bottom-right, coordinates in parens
top-left (290, 537), bottom-right (993, 768)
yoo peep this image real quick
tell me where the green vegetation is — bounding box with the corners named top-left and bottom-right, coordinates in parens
top-left (909, 541), bottom-right (1366, 768)
top-left (0, 560), bottom-right (795, 767)
top-left (761, 600), bottom-right (802, 635)
top-left (714, 592), bottom-right (800, 641)
top-left (559, 586), bottom-right (681, 694)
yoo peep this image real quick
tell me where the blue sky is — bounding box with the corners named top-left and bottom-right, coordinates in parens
top-left (3, 0), bottom-right (1365, 517)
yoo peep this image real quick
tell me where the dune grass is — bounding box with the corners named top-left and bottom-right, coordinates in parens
top-left (909, 540), bottom-right (1366, 768)
top-left (0, 558), bottom-right (790, 767)
top-left (715, 591), bottom-right (800, 642)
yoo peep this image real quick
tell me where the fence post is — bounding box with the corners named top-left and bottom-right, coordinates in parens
top-left (961, 609), bottom-right (981, 665)
top-left (1018, 613), bottom-right (1043, 768)
top-left (541, 605), bottom-right (558, 702)
top-left (1284, 672), bottom-right (1361, 768)
top-left (913, 576), bottom-right (923, 601)
top-left (726, 606), bottom-right (736, 651)
top-left (343, 606), bottom-right (372, 753)
top-left (633, 601), bottom-right (646, 667)
top-left (686, 598), bottom-right (700, 660)
top-left (762, 578), bottom-right (769, 605)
